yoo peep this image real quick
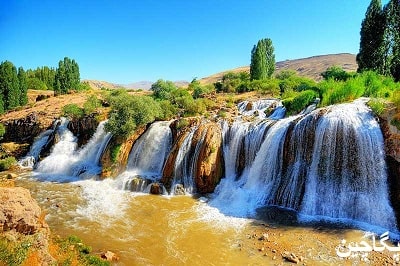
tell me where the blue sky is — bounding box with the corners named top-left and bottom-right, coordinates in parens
top-left (0, 1), bottom-right (387, 84)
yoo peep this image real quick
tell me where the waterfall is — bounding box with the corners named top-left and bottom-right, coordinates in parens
top-left (211, 99), bottom-right (397, 231)
top-left (116, 121), bottom-right (172, 192)
top-left (237, 99), bottom-right (285, 119)
top-left (18, 119), bottom-right (62, 168)
top-left (171, 128), bottom-right (198, 194)
top-left (34, 120), bottom-right (111, 182)
top-left (300, 100), bottom-right (396, 230)
top-left (127, 121), bottom-right (172, 176)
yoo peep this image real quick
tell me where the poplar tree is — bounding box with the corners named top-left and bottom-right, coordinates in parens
top-left (18, 67), bottom-right (28, 105)
top-left (54, 57), bottom-right (80, 95)
top-left (0, 61), bottom-right (20, 110)
top-left (383, 0), bottom-right (400, 80)
top-left (250, 38), bottom-right (275, 80)
top-left (357, 0), bottom-right (386, 73)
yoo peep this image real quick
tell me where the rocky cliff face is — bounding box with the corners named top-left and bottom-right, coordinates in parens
top-left (100, 126), bottom-right (147, 178)
top-left (162, 120), bottom-right (224, 193)
top-left (379, 105), bottom-right (400, 227)
top-left (1, 112), bottom-right (43, 143)
top-left (67, 114), bottom-right (99, 147)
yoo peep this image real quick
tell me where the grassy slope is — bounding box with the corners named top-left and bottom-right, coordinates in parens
top-left (199, 53), bottom-right (357, 85)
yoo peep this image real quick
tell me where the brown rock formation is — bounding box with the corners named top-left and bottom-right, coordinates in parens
top-left (67, 114), bottom-right (99, 147)
top-left (378, 104), bottom-right (400, 227)
top-left (193, 123), bottom-right (224, 193)
top-left (0, 187), bottom-right (48, 235)
top-left (161, 130), bottom-right (190, 190)
top-left (1, 112), bottom-right (43, 143)
top-left (162, 121), bottom-right (224, 194)
top-left (100, 126), bottom-right (147, 178)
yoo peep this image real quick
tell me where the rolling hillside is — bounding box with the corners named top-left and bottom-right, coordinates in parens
top-left (199, 53), bottom-right (357, 85)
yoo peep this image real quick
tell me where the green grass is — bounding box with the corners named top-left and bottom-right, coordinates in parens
top-left (0, 236), bottom-right (32, 266)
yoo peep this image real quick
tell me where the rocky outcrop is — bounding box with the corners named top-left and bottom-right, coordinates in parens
top-left (1, 112), bottom-right (43, 143)
top-left (100, 126), bottom-right (147, 178)
top-left (192, 123), bottom-right (224, 193)
top-left (378, 104), bottom-right (400, 227)
top-left (162, 121), bottom-right (224, 194)
top-left (67, 114), bottom-right (99, 147)
top-left (0, 187), bottom-right (48, 235)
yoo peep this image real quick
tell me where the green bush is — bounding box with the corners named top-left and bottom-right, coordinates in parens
top-left (0, 156), bottom-right (17, 171)
top-left (62, 104), bottom-right (84, 119)
top-left (321, 66), bottom-right (353, 81)
top-left (368, 98), bottom-right (385, 115)
top-left (83, 95), bottom-right (101, 115)
top-left (105, 91), bottom-right (162, 138)
top-left (0, 236), bottom-right (32, 266)
top-left (0, 123), bottom-right (5, 139)
top-left (151, 79), bottom-right (177, 100)
top-left (283, 90), bottom-right (318, 115)
top-left (27, 77), bottom-right (47, 90)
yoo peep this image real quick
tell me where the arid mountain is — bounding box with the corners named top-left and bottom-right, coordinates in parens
top-left (199, 53), bottom-right (357, 85)
top-left (84, 80), bottom-right (190, 90)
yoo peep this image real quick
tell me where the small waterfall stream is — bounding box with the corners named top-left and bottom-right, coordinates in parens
top-left (117, 121), bottom-right (172, 192)
top-left (34, 120), bottom-right (111, 182)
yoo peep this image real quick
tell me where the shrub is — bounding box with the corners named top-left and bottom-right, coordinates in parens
top-left (83, 95), bottom-right (101, 115)
top-left (0, 156), bottom-right (17, 171)
top-left (321, 66), bottom-right (353, 81)
top-left (176, 118), bottom-right (190, 129)
top-left (151, 79), bottom-right (177, 100)
top-left (283, 90), bottom-right (318, 115)
top-left (368, 98), bottom-right (385, 115)
top-left (105, 91), bottom-right (162, 138)
top-left (62, 104), bottom-right (84, 119)
top-left (27, 77), bottom-right (47, 90)
top-left (110, 144), bottom-right (121, 163)
top-left (0, 123), bottom-right (5, 139)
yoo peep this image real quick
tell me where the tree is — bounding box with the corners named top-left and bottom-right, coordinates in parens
top-left (250, 38), bottom-right (275, 80)
top-left (54, 57), bottom-right (80, 95)
top-left (383, 0), bottom-right (400, 80)
top-left (105, 90), bottom-right (162, 138)
top-left (0, 61), bottom-right (20, 110)
top-left (151, 79), bottom-right (177, 100)
top-left (18, 67), bottom-right (28, 105)
top-left (357, 0), bottom-right (386, 74)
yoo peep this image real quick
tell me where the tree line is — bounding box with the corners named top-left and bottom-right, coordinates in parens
top-left (0, 57), bottom-right (81, 113)
top-left (357, 0), bottom-right (400, 80)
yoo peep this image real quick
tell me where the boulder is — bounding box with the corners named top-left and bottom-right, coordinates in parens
top-left (0, 187), bottom-right (48, 234)
top-left (101, 250), bottom-right (119, 261)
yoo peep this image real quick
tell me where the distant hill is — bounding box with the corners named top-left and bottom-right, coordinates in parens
top-left (199, 53), bottom-right (357, 85)
top-left (84, 80), bottom-right (189, 90)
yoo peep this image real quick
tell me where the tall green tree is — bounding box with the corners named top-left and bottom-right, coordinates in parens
top-left (54, 57), bottom-right (80, 95)
top-left (0, 61), bottom-right (20, 110)
top-left (18, 67), bottom-right (28, 105)
top-left (357, 0), bottom-right (386, 74)
top-left (250, 38), bottom-right (275, 80)
top-left (383, 0), bottom-right (400, 81)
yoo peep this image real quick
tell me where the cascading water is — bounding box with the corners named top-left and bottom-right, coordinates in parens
top-left (211, 99), bottom-right (397, 231)
top-left (171, 127), bottom-right (198, 194)
top-left (237, 99), bottom-right (285, 119)
top-left (34, 120), bottom-right (111, 182)
top-left (117, 121), bottom-right (172, 192)
top-left (18, 119), bottom-right (62, 168)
